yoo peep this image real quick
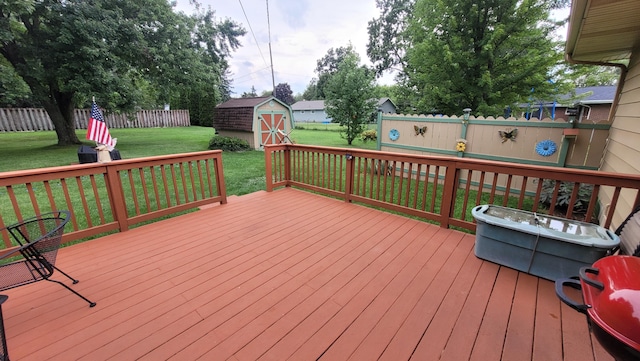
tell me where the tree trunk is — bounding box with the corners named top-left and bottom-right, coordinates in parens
top-left (42, 95), bottom-right (82, 146)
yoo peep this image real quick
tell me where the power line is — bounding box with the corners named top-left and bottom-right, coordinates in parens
top-left (237, 0), bottom-right (269, 69)
top-left (232, 66), bottom-right (273, 81)
top-left (266, 0), bottom-right (276, 95)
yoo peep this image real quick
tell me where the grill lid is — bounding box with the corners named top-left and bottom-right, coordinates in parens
top-left (580, 256), bottom-right (640, 351)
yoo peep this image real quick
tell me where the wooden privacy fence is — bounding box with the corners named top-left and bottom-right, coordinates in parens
top-left (0, 150), bottom-right (226, 254)
top-left (265, 144), bottom-right (640, 233)
top-left (0, 108), bottom-right (190, 132)
top-left (378, 113), bottom-right (611, 170)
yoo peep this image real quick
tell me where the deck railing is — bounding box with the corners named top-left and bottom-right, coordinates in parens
top-left (0, 151), bottom-right (226, 252)
top-left (265, 144), bottom-right (640, 232)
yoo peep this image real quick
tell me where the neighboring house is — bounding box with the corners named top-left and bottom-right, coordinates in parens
top-left (213, 96), bottom-right (294, 150)
top-left (559, 86), bottom-right (616, 123)
top-left (520, 86), bottom-right (616, 122)
top-left (377, 98), bottom-right (397, 114)
top-left (291, 100), bottom-right (330, 123)
top-left (291, 98), bottom-right (397, 123)
top-left (565, 0), bottom-right (640, 232)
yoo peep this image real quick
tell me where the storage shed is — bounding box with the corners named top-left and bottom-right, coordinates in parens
top-left (213, 96), bottom-right (294, 150)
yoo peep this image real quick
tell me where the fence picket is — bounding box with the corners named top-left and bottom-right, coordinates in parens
top-left (0, 108), bottom-right (190, 131)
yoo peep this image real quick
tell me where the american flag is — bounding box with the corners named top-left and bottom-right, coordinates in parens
top-left (86, 101), bottom-right (115, 147)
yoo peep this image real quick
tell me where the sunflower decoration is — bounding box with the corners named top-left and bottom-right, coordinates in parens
top-left (455, 139), bottom-right (467, 152)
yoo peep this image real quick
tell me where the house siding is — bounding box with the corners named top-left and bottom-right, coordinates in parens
top-left (599, 52), bottom-right (640, 228)
top-left (292, 110), bottom-right (330, 123)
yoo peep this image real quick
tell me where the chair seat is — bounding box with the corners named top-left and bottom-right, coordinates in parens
top-left (0, 211), bottom-right (96, 307)
top-left (0, 260), bottom-right (48, 291)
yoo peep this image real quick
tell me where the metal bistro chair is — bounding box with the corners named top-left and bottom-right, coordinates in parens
top-left (0, 295), bottom-right (8, 361)
top-left (0, 211), bottom-right (96, 307)
top-left (614, 205), bottom-right (640, 256)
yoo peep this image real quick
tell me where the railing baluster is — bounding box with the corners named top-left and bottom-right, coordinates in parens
top-left (489, 173), bottom-right (498, 203)
top-left (585, 184), bottom-right (600, 223)
top-left (404, 162), bottom-right (412, 208)
top-left (413, 163), bottom-right (422, 210)
top-left (43, 180), bottom-right (59, 217)
top-left (549, 180), bottom-right (561, 215)
top-left (138, 168), bottom-right (151, 212)
top-left (475, 171), bottom-right (486, 209)
top-left (389, 161), bottom-right (396, 204)
top-left (604, 187), bottom-right (622, 229)
top-left (59, 179), bottom-right (77, 230)
top-left (128, 168), bottom-right (140, 215)
top-left (461, 169), bottom-right (473, 220)
top-left (179, 163), bottom-right (189, 203)
top-left (517, 176), bottom-right (528, 209)
top-left (75, 177), bottom-right (92, 228)
top-left (565, 182), bottom-right (581, 219)
top-left (532, 178), bottom-right (544, 213)
top-left (502, 175), bottom-right (513, 206)
top-left (430, 166), bottom-right (439, 213)
top-left (421, 164), bottom-right (429, 212)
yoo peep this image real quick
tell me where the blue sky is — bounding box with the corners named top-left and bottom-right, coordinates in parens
top-left (175, 0), bottom-right (395, 97)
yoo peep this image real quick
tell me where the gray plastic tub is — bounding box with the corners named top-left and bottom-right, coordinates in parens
top-left (472, 205), bottom-right (619, 281)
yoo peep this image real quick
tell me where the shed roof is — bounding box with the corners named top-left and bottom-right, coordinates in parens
top-left (217, 96), bottom-right (271, 109)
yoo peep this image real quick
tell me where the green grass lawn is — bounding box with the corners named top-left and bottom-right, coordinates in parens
top-left (0, 125), bottom-right (377, 196)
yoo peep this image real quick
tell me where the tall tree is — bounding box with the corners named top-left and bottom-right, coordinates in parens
top-left (241, 86), bottom-right (258, 98)
top-left (274, 83), bottom-right (295, 105)
top-left (324, 53), bottom-right (377, 145)
top-left (368, 0), bottom-right (569, 116)
top-left (315, 44), bottom-right (357, 99)
top-left (302, 78), bottom-right (320, 100)
top-left (564, 64), bottom-right (620, 87)
top-left (0, 0), bottom-right (244, 145)
top-left (367, 0), bottom-right (414, 77)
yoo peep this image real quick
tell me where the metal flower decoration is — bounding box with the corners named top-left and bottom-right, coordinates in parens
top-left (535, 140), bottom-right (557, 157)
top-left (456, 139), bottom-right (467, 152)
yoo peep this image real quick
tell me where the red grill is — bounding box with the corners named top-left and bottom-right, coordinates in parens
top-left (556, 256), bottom-right (640, 361)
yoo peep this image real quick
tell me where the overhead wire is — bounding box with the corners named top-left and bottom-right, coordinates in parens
top-left (266, 0), bottom-right (276, 94)
top-left (237, 0), bottom-right (270, 69)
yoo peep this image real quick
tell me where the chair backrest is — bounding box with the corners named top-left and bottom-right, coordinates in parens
top-left (614, 206), bottom-right (640, 256)
top-left (7, 211), bottom-right (70, 266)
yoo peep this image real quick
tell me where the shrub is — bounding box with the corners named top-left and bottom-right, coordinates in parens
top-left (208, 136), bottom-right (250, 152)
top-left (360, 129), bottom-right (377, 142)
top-left (539, 180), bottom-right (594, 213)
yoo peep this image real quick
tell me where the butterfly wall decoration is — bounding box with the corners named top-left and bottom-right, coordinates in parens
top-left (498, 128), bottom-right (517, 143)
top-left (414, 125), bottom-right (427, 136)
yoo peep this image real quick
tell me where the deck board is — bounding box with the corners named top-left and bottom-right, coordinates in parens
top-left (0, 188), bottom-right (613, 360)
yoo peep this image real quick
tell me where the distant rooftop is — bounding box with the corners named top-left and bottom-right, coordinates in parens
top-left (291, 100), bottom-right (325, 111)
top-left (559, 86), bottom-right (617, 105)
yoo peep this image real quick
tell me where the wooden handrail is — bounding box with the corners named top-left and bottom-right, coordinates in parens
top-left (0, 151), bottom-right (226, 249)
top-left (265, 144), bottom-right (640, 232)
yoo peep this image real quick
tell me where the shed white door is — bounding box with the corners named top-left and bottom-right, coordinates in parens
top-left (258, 111), bottom-right (288, 147)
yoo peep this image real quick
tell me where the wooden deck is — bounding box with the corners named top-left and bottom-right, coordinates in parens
top-left (2, 188), bottom-right (612, 360)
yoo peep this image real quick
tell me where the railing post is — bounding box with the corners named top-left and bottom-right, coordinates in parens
top-left (265, 146), bottom-right (274, 192)
top-left (284, 146), bottom-right (291, 187)
top-left (440, 162), bottom-right (459, 228)
top-left (104, 164), bottom-right (129, 232)
top-left (214, 154), bottom-right (227, 204)
top-left (344, 153), bottom-right (355, 202)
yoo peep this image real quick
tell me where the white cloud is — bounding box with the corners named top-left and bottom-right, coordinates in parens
top-left (175, 0), bottom-right (395, 97)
